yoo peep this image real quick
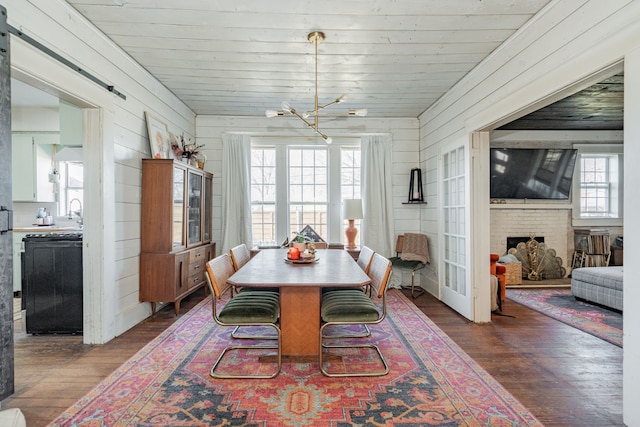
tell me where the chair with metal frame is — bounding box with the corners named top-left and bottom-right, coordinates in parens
top-left (322, 245), bottom-right (377, 339)
top-left (229, 243), bottom-right (251, 271)
top-left (357, 245), bottom-right (375, 274)
top-left (389, 234), bottom-right (428, 298)
top-left (319, 253), bottom-right (392, 377)
top-left (357, 245), bottom-right (375, 297)
top-left (229, 243), bottom-right (280, 340)
top-left (229, 243), bottom-right (251, 297)
top-left (205, 253), bottom-right (281, 379)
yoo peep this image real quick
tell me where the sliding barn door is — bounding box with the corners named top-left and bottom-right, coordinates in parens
top-left (0, 5), bottom-right (15, 401)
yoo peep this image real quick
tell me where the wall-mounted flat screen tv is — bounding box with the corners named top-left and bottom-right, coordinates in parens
top-left (490, 148), bottom-right (578, 200)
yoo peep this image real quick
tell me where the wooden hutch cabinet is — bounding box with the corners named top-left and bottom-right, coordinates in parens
top-left (140, 159), bottom-right (215, 314)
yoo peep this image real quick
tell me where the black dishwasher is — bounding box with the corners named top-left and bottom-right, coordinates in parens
top-left (22, 232), bottom-right (83, 334)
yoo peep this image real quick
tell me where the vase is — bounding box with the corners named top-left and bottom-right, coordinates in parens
top-left (293, 242), bottom-right (307, 252)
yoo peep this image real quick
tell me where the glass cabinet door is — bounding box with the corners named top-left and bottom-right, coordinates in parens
top-left (172, 166), bottom-right (186, 248)
top-left (203, 174), bottom-right (212, 242)
top-left (187, 170), bottom-right (203, 246)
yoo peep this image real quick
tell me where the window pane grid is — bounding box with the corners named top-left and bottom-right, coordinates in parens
top-left (341, 147), bottom-right (362, 246)
top-left (250, 142), bottom-right (360, 246)
top-left (289, 205), bottom-right (328, 239)
top-left (251, 148), bottom-right (277, 243)
top-left (579, 155), bottom-right (614, 217)
top-left (58, 162), bottom-right (84, 217)
top-left (443, 147), bottom-right (466, 296)
top-left (289, 147), bottom-right (328, 240)
top-left (251, 204), bottom-right (276, 244)
top-left (341, 147), bottom-right (361, 199)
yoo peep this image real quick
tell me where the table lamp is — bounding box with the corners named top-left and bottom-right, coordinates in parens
top-left (343, 199), bottom-right (363, 249)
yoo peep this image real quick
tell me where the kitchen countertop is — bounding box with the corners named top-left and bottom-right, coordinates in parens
top-left (14, 225), bottom-right (83, 233)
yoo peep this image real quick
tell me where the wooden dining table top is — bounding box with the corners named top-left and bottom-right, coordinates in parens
top-left (227, 248), bottom-right (371, 288)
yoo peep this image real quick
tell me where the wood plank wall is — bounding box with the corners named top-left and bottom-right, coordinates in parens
top-left (5, 0), bottom-right (196, 341)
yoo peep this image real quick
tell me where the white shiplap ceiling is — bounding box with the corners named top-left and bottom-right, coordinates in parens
top-left (63, 0), bottom-right (552, 118)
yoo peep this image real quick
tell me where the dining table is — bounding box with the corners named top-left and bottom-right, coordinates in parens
top-left (227, 248), bottom-right (371, 358)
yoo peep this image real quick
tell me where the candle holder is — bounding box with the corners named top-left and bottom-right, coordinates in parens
top-left (407, 168), bottom-right (424, 203)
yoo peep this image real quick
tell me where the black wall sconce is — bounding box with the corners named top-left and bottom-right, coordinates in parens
top-left (405, 168), bottom-right (425, 204)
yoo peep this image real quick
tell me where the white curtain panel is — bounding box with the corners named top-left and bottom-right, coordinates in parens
top-left (361, 134), bottom-right (395, 257)
top-left (220, 133), bottom-right (252, 254)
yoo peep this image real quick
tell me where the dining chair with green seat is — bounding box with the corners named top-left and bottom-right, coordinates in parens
top-left (321, 244), bottom-right (376, 339)
top-left (356, 245), bottom-right (375, 298)
top-left (319, 253), bottom-right (392, 377)
top-left (205, 253), bottom-right (281, 379)
top-left (229, 243), bottom-right (280, 340)
top-left (356, 245), bottom-right (375, 274)
top-left (321, 245), bottom-right (372, 296)
top-left (229, 243), bottom-right (251, 271)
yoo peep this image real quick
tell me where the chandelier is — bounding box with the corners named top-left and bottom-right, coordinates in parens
top-left (265, 31), bottom-right (367, 144)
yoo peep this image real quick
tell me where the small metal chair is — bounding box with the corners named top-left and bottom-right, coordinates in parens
top-left (319, 253), bottom-right (392, 377)
top-left (389, 234), bottom-right (427, 298)
top-left (205, 254), bottom-right (281, 379)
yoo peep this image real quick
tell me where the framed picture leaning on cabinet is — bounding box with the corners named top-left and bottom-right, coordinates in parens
top-left (144, 111), bottom-right (170, 159)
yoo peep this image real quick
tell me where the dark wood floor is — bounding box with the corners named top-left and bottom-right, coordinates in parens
top-left (3, 288), bottom-right (623, 427)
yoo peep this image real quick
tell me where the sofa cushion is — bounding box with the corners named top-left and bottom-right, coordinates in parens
top-left (571, 267), bottom-right (623, 291)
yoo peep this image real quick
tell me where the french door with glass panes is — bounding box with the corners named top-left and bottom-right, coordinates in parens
top-left (440, 145), bottom-right (472, 319)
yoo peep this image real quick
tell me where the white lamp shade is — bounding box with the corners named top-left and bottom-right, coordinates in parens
top-left (343, 199), bottom-right (363, 220)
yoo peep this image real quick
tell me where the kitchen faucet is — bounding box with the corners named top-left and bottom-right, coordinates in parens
top-left (68, 198), bottom-right (83, 225)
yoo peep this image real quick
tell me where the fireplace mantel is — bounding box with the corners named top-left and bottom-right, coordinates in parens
top-left (490, 204), bottom-right (572, 210)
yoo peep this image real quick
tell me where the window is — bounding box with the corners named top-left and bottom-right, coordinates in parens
top-left (58, 161), bottom-right (84, 219)
top-left (580, 156), bottom-right (613, 216)
top-left (341, 147), bottom-right (361, 200)
top-left (573, 146), bottom-right (622, 224)
top-left (341, 147), bottom-right (362, 245)
top-left (288, 148), bottom-right (328, 238)
top-left (250, 148), bottom-right (276, 244)
top-left (250, 139), bottom-right (360, 246)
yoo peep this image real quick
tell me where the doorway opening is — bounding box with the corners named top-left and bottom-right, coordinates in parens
top-left (10, 76), bottom-right (91, 338)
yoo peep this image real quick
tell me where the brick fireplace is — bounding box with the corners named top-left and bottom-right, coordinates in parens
top-left (490, 207), bottom-right (571, 264)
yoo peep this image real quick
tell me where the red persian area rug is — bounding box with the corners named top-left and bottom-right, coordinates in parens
top-left (507, 288), bottom-right (622, 347)
top-left (50, 290), bottom-right (541, 426)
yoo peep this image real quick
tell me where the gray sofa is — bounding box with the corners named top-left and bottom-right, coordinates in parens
top-left (571, 266), bottom-right (623, 311)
